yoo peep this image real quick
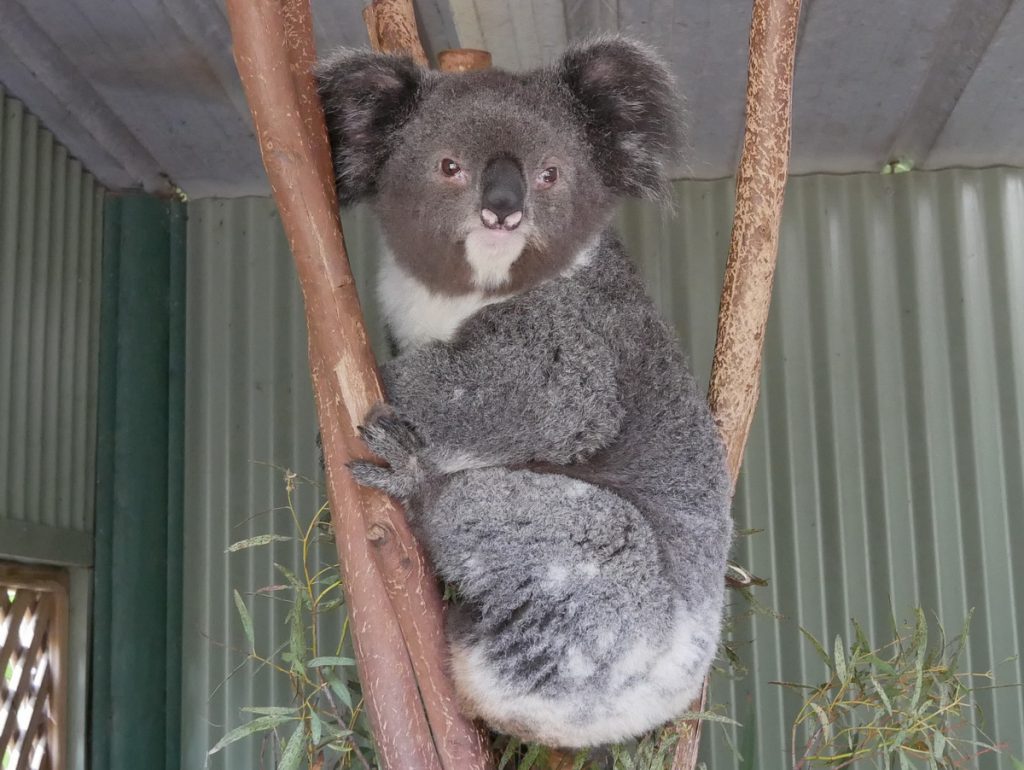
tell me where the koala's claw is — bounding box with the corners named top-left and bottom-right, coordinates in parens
top-left (358, 403), bottom-right (424, 467)
top-left (347, 459), bottom-right (420, 500)
top-left (350, 403), bottom-right (428, 500)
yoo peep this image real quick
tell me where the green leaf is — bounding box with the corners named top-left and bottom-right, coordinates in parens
top-left (675, 710), bottom-right (740, 726)
top-left (810, 703), bottom-right (832, 742)
top-left (571, 750), bottom-right (590, 770)
top-left (310, 711), bottom-right (323, 746)
top-left (208, 714), bottom-right (294, 756)
top-left (274, 562), bottom-right (303, 591)
top-left (226, 534), bottom-right (292, 552)
top-left (325, 669), bottom-right (353, 709)
top-left (800, 627), bottom-right (831, 666)
top-left (496, 739), bottom-right (520, 770)
top-left (834, 636), bottom-right (848, 683)
top-left (241, 706), bottom-right (297, 717)
top-left (233, 590), bottom-right (254, 651)
top-left (898, 748), bottom-right (911, 770)
top-left (288, 604), bottom-right (306, 674)
top-left (872, 677), bottom-right (893, 716)
top-left (307, 656), bottom-right (357, 668)
top-left (932, 731), bottom-right (946, 759)
top-left (864, 654), bottom-right (896, 676)
top-left (1010, 757), bottom-right (1024, 770)
top-left (278, 723), bottom-right (305, 770)
top-left (518, 743), bottom-right (542, 770)
top-left (912, 620), bottom-right (927, 709)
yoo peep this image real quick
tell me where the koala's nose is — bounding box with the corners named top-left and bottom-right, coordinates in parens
top-left (480, 156), bottom-right (525, 230)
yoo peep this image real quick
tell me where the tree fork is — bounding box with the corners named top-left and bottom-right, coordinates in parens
top-left (672, 0), bottom-right (802, 767)
top-left (225, 0), bottom-right (492, 767)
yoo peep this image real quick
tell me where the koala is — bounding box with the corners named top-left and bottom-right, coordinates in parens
top-left (316, 37), bottom-right (732, 748)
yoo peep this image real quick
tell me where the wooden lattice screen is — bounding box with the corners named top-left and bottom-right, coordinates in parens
top-left (0, 563), bottom-right (68, 770)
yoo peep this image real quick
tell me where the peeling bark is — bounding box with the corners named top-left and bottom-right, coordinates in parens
top-left (224, 1), bottom-right (492, 768)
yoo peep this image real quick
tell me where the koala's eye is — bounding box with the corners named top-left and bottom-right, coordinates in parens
top-left (440, 158), bottom-right (462, 177)
top-left (537, 167), bottom-right (559, 189)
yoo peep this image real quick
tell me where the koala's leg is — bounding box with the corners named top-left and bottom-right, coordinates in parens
top-left (411, 467), bottom-right (714, 746)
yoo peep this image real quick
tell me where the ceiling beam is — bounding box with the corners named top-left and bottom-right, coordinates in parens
top-left (885, 0), bottom-right (1014, 168)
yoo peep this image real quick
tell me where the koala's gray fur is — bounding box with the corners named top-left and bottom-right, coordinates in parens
top-left (316, 37), bottom-right (732, 748)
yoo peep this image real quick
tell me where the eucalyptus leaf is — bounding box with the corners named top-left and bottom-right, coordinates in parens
top-left (833, 636), bottom-right (848, 683)
top-left (209, 714), bottom-right (294, 756)
top-left (233, 589), bottom-right (254, 651)
top-left (898, 748), bottom-right (910, 770)
top-left (278, 722), bottom-right (305, 770)
top-left (518, 743), bottom-right (543, 770)
top-left (307, 656), bottom-right (357, 668)
top-left (497, 738), bottom-right (520, 770)
top-left (310, 711), bottom-right (323, 747)
top-left (871, 677), bottom-right (893, 716)
top-left (675, 710), bottom-right (740, 726)
top-left (226, 533), bottom-right (291, 552)
top-left (810, 702), bottom-right (832, 742)
top-left (288, 603), bottom-right (306, 674)
top-left (800, 627), bottom-right (831, 666)
top-left (241, 706), bottom-right (297, 717)
top-left (325, 669), bottom-right (353, 709)
top-left (932, 730), bottom-right (946, 759)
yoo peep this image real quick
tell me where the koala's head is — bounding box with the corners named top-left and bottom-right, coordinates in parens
top-left (316, 37), bottom-right (681, 295)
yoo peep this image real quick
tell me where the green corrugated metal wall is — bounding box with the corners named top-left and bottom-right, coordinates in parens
top-left (0, 86), bottom-right (105, 566)
top-left (182, 169), bottom-right (1024, 768)
top-left (0, 86), bottom-right (106, 770)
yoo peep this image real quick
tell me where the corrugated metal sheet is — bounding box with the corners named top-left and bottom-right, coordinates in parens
top-left (5, 0), bottom-right (1024, 194)
top-left (182, 168), bottom-right (1024, 768)
top-left (180, 199), bottom-right (381, 769)
top-left (0, 86), bottom-right (105, 561)
top-left (619, 169), bottom-right (1024, 768)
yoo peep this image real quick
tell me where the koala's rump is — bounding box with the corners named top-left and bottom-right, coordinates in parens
top-left (418, 466), bottom-right (719, 747)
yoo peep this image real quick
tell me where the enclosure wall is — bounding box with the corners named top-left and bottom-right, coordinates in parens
top-left (181, 169), bottom-right (1024, 769)
top-left (0, 86), bottom-right (105, 770)
top-left (0, 87), bottom-right (105, 565)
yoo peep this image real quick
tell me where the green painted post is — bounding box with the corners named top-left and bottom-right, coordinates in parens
top-left (91, 194), bottom-right (186, 770)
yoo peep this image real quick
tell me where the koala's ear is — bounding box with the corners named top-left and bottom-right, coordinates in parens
top-left (558, 37), bottom-right (682, 201)
top-left (315, 49), bottom-right (424, 205)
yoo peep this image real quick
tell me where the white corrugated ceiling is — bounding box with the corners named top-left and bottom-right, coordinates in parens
top-left (0, 0), bottom-right (1020, 195)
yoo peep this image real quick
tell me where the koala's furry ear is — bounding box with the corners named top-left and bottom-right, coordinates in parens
top-left (558, 37), bottom-right (682, 201)
top-left (315, 50), bottom-right (425, 205)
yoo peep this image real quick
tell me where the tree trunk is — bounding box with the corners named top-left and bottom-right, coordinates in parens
top-left (224, 1), bottom-right (493, 768)
top-left (672, 0), bottom-right (802, 767)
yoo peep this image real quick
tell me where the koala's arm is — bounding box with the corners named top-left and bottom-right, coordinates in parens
top-left (379, 315), bottom-right (624, 469)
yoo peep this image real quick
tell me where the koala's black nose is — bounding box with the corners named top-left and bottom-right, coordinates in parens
top-left (480, 156), bottom-right (525, 230)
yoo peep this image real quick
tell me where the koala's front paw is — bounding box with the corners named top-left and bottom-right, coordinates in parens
top-left (347, 403), bottom-right (427, 501)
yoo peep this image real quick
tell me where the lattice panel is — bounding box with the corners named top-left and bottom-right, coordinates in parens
top-left (0, 567), bottom-right (66, 770)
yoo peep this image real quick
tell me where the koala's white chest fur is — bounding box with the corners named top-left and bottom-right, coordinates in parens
top-left (378, 242), bottom-right (600, 351)
top-left (377, 252), bottom-right (506, 350)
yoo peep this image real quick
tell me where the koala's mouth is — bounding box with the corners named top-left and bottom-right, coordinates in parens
top-left (462, 226), bottom-right (529, 291)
